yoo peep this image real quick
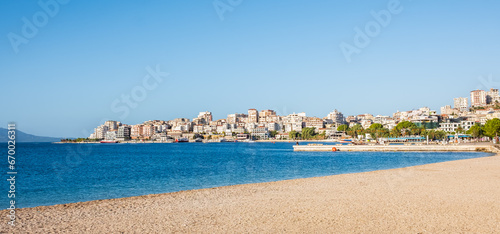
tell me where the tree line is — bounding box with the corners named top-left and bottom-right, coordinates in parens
top-left (288, 118), bottom-right (500, 141)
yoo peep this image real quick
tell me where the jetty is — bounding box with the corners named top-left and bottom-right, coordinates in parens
top-left (293, 143), bottom-right (499, 153)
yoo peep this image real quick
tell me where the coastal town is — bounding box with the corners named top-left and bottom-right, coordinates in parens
top-left (75, 88), bottom-right (500, 143)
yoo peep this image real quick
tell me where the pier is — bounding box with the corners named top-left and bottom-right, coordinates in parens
top-left (293, 144), bottom-right (499, 153)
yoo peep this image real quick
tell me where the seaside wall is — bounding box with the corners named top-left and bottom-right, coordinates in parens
top-left (293, 144), bottom-right (498, 153)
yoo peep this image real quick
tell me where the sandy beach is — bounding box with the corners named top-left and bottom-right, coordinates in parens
top-left (2, 154), bottom-right (499, 233)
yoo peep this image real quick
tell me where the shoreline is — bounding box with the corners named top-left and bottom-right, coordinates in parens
top-left (53, 139), bottom-right (339, 144)
top-left (2, 154), bottom-right (499, 232)
top-left (294, 143), bottom-right (499, 152)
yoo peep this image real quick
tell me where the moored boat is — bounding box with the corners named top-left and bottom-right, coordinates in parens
top-left (100, 140), bottom-right (119, 143)
top-left (175, 138), bottom-right (189, 143)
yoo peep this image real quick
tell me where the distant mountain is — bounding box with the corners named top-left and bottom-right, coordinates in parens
top-left (0, 128), bottom-right (61, 142)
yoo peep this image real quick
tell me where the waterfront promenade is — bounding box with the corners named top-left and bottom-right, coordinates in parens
top-left (293, 143), bottom-right (499, 152)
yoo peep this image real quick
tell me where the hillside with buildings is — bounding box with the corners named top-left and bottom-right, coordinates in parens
top-left (85, 89), bottom-right (500, 142)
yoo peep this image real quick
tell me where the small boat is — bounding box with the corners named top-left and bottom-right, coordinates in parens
top-left (194, 138), bottom-right (203, 142)
top-left (175, 138), bottom-right (189, 143)
top-left (339, 139), bottom-right (352, 144)
top-left (100, 140), bottom-right (119, 143)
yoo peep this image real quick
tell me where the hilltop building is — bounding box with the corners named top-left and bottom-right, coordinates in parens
top-left (453, 97), bottom-right (468, 112)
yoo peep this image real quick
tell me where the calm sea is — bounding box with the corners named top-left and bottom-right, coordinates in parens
top-left (1, 142), bottom-right (493, 208)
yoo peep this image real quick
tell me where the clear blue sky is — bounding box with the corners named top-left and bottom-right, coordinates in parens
top-left (1, 0), bottom-right (500, 138)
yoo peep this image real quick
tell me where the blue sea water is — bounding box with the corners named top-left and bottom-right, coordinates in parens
top-left (1, 142), bottom-right (493, 208)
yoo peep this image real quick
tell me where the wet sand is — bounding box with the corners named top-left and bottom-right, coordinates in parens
top-left (2, 155), bottom-right (499, 233)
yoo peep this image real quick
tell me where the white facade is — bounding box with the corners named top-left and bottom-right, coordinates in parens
top-left (91, 125), bottom-right (109, 139)
top-left (453, 97), bottom-right (468, 111)
top-left (105, 131), bottom-right (116, 140)
top-left (326, 109), bottom-right (344, 124)
top-left (471, 90), bottom-right (487, 107)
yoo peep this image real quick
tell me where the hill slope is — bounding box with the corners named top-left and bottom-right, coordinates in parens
top-left (0, 128), bottom-right (61, 142)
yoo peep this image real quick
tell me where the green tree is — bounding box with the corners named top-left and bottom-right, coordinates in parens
top-left (369, 123), bottom-right (384, 130)
top-left (484, 118), bottom-right (500, 138)
top-left (337, 124), bottom-right (349, 132)
top-left (395, 121), bottom-right (417, 132)
top-left (301, 127), bottom-right (316, 140)
top-left (289, 130), bottom-right (299, 140)
top-left (395, 121), bottom-right (417, 136)
top-left (466, 124), bottom-right (484, 138)
top-left (390, 127), bottom-right (401, 137)
top-left (269, 130), bottom-right (278, 138)
top-left (351, 124), bottom-right (363, 131)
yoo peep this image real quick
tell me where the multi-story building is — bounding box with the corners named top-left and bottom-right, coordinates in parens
top-left (195, 111), bottom-right (213, 124)
top-left (104, 120), bottom-right (118, 130)
top-left (168, 118), bottom-right (190, 127)
top-left (227, 113), bottom-right (248, 124)
top-left (248, 109), bottom-right (259, 123)
top-left (193, 124), bottom-right (204, 133)
top-left (440, 105), bottom-right (454, 115)
top-left (439, 122), bottom-right (460, 132)
top-left (258, 109), bottom-right (276, 123)
top-left (172, 122), bottom-right (191, 132)
top-left (251, 127), bottom-right (269, 139)
top-left (285, 122), bottom-right (304, 132)
top-left (453, 97), bottom-right (468, 112)
top-left (105, 131), bottom-right (117, 140)
top-left (116, 126), bottom-right (131, 141)
top-left (90, 125), bottom-right (109, 139)
top-left (142, 125), bottom-right (155, 139)
top-left (360, 119), bottom-right (373, 129)
top-left (439, 119), bottom-right (475, 133)
top-left (304, 117), bottom-right (324, 131)
top-left (267, 122), bottom-right (281, 132)
top-left (131, 124), bottom-right (143, 139)
top-left (325, 110), bottom-right (344, 124)
top-left (357, 114), bottom-right (374, 121)
top-left (216, 124), bottom-right (231, 134)
top-left (373, 115), bottom-right (391, 125)
top-left (471, 90), bottom-right (487, 107)
top-left (203, 125), bottom-right (216, 133)
top-left (233, 126), bottom-right (246, 134)
top-left (286, 112), bottom-right (306, 124)
top-left (154, 124), bottom-right (169, 133)
top-left (410, 115), bottom-right (439, 129)
top-left (486, 88), bottom-right (500, 104)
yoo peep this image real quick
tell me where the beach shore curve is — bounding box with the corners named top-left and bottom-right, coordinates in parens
top-left (2, 154), bottom-right (499, 233)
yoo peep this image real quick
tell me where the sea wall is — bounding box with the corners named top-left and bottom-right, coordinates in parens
top-left (293, 144), bottom-right (498, 153)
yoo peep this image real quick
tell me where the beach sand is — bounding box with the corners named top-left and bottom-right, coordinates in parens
top-left (2, 155), bottom-right (499, 233)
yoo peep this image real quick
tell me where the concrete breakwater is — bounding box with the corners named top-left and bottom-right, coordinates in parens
top-left (293, 144), bottom-right (499, 153)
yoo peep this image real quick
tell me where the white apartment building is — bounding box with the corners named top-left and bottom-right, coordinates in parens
top-left (360, 119), bottom-right (373, 129)
top-left (248, 109), bottom-right (259, 123)
top-left (91, 125), bottom-right (109, 139)
top-left (104, 120), bottom-right (118, 130)
top-left (325, 109), bottom-right (344, 124)
top-left (105, 131), bottom-right (117, 140)
top-left (453, 97), bottom-right (468, 111)
top-left (440, 105), bottom-right (455, 115)
top-left (471, 90), bottom-right (487, 107)
top-left (267, 122), bottom-right (281, 132)
top-left (486, 88), bottom-right (500, 104)
top-left (439, 120), bottom-right (475, 133)
top-left (251, 127), bottom-right (269, 139)
top-left (142, 125), bottom-right (155, 138)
